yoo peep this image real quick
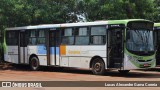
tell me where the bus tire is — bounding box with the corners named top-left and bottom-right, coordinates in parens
top-left (30, 57), bottom-right (40, 71)
top-left (91, 58), bottom-right (105, 75)
top-left (118, 70), bottom-right (130, 74)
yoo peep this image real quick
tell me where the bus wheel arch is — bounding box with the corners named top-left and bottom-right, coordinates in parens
top-left (90, 56), bottom-right (105, 75)
top-left (29, 54), bottom-right (40, 71)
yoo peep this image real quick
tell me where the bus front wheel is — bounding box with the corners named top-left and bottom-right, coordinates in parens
top-left (91, 58), bottom-right (105, 75)
top-left (30, 57), bottom-right (40, 71)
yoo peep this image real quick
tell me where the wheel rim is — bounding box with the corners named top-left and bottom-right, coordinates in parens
top-left (94, 62), bottom-right (102, 72)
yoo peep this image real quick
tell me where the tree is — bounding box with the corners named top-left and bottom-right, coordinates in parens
top-left (80, 0), bottom-right (159, 21)
top-left (0, 0), bottom-right (160, 27)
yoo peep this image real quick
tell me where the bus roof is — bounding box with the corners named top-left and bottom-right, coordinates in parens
top-left (6, 19), bottom-right (150, 30)
top-left (154, 23), bottom-right (160, 27)
top-left (60, 21), bottom-right (108, 27)
top-left (108, 19), bottom-right (152, 25)
top-left (6, 24), bottom-right (61, 30)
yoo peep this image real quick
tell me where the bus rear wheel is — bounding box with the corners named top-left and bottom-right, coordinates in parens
top-left (118, 70), bottom-right (130, 74)
top-left (91, 58), bottom-right (105, 75)
top-left (30, 57), bottom-right (40, 71)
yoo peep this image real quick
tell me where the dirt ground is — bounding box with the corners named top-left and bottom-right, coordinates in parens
top-left (0, 63), bottom-right (160, 90)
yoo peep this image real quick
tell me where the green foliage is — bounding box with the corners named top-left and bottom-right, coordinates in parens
top-left (82, 0), bottom-right (159, 21)
top-left (0, 0), bottom-right (160, 28)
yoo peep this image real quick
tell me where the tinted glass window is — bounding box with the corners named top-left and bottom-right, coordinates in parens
top-left (38, 30), bottom-right (45, 37)
top-left (29, 38), bottom-right (36, 45)
top-left (30, 30), bottom-right (36, 37)
top-left (62, 37), bottom-right (74, 45)
top-left (64, 28), bottom-right (73, 36)
top-left (91, 26), bottom-right (106, 35)
top-left (78, 28), bottom-right (88, 36)
top-left (90, 26), bottom-right (106, 45)
top-left (28, 30), bottom-right (37, 45)
top-left (75, 37), bottom-right (89, 45)
top-left (37, 30), bottom-right (46, 45)
top-left (91, 36), bottom-right (105, 45)
top-left (6, 31), bottom-right (19, 45)
top-left (75, 27), bottom-right (89, 45)
top-left (61, 28), bottom-right (74, 45)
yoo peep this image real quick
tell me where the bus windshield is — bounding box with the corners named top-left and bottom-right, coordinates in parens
top-left (126, 29), bottom-right (154, 54)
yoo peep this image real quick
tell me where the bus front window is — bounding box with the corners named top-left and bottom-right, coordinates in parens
top-left (126, 30), bottom-right (154, 55)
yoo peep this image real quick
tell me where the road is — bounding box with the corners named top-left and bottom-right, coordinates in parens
top-left (0, 63), bottom-right (160, 90)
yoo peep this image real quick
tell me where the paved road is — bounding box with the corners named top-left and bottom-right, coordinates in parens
top-left (0, 63), bottom-right (160, 90)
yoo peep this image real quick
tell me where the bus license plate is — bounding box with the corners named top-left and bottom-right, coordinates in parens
top-left (144, 64), bottom-right (149, 67)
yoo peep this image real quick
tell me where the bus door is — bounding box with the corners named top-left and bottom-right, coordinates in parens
top-left (48, 30), bottom-right (60, 66)
top-left (154, 28), bottom-right (160, 65)
top-left (107, 28), bottom-right (124, 69)
top-left (19, 30), bottom-right (27, 64)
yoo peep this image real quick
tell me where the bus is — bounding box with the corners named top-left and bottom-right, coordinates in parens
top-left (154, 23), bottom-right (160, 66)
top-left (4, 19), bottom-right (155, 75)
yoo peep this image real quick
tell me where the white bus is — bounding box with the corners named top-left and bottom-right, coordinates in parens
top-left (4, 19), bottom-right (155, 75)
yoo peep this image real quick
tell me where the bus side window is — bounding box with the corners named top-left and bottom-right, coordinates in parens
top-left (6, 31), bottom-right (19, 45)
top-left (75, 27), bottom-right (89, 45)
top-left (61, 28), bottom-right (74, 45)
top-left (37, 30), bottom-right (46, 45)
top-left (90, 26), bottom-right (106, 45)
top-left (29, 30), bottom-right (37, 45)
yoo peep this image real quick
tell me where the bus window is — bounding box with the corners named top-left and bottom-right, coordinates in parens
top-left (61, 28), bottom-right (74, 45)
top-left (90, 26), bottom-right (106, 45)
top-left (29, 30), bottom-right (37, 45)
top-left (75, 27), bottom-right (89, 45)
top-left (37, 30), bottom-right (46, 45)
top-left (6, 31), bottom-right (19, 45)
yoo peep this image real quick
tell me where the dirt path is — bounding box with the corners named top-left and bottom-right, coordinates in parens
top-left (0, 63), bottom-right (160, 90)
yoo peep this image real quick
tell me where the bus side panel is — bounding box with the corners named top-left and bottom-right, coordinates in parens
top-left (60, 45), bottom-right (107, 69)
top-left (4, 46), bottom-right (19, 64)
top-left (28, 45), bottom-right (47, 66)
top-left (123, 54), bottom-right (137, 70)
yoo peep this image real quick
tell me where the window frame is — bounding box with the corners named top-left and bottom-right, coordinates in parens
top-left (61, 27), bottom-right (75, 45)
top-left (6, 30), bottom-right (19, 46)
top-left (60, 25), bottom-right (107, 46)
top-left (27, 29), bottom-right (48, 45)
top-left (74, 27), bottom-right (90, 45)
top-left (28, 29), bottom-right (37, 45)
top-left (90, 25), bottom-right (107, 45)
top-left (37, 29), bottom-right (47, 45)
